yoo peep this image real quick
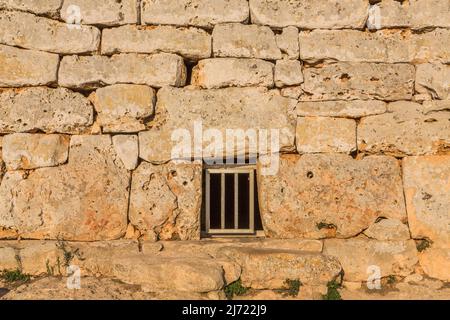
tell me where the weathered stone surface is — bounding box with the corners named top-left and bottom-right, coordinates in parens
top-left (323, 239), bottom-right (418, 282)
top-left (419, 248), bottom-right (450, 281)
top-left (89, 84), bottom-right (155, 133)
top-left (296, 117), bottom-right (356, 154)
top-left (0, 246), bottom-right (17, 270)
top-left (415, 64), bottom-right (449, 100)
top-left (301, 63), bottom-right (414, 101)
top-left (423, 100), bottom-right (450, 115)
top-left (297, 100), bottom-right (387, 118)
top-left (276, 26), bottom-right (299, 60)
top-left (0, 45), bottom-right (58, 87)
top-left (403, 156), bottom-right (450, 247)
top-left (257, 154), bottom-right (406, 239)
top-left (213, 24), bottom-right (282, 60)
top-left (220, 247), bottom-right (342, 289)
top-left (141, 0), bottom-right (249, 28)
top-left (0, 87), bottom-right (93, 134)
top-left (363, 219), bottom-right (411, 241)
top-left (192, 58), bottom-right (274, 88)
top-left (249, 0), bottom-right (369, 29)
top-left (274, 60), bottom-right (303, 87)
top-left (0, 136), bottom-right (4, 182)
top-left (358, 102), bottom-right (450, 156)
top-left (101, 25), bottom-right (211, 60)
top-left (129, 161), bottom-right (202, 241)
top-left (280, 86), bottom-right (303, 99)
top-left (0, 10), bottom-right (100, 54)
top-left (0, 135), bottom-right (129, 241)
top-left (61, 0), bottom-right (138, 26)
top-left (0, 0), bottom-right (61, 17)
top-left (112, 135), bottom-right (139, 171)
top-left (138, 87), bottom-right (296, 163)
top-left (299, 29), bottom-right (449, 64)
top-left (2, 133), bottom-right (69, 170)
top-left (59, 53), bottom-right (186, 89)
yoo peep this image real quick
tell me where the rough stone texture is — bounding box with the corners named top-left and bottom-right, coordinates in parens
top-left (419, 248), bottom-right (450, 281)
top-left (0, 136), bottom-right (129, 241)
top-left (423, 100), bottom-right (450, 115)
top-left (363, 219), bottom-right (411, 241)
top-left (0, 87), bottom-right (93, 134)
top-left (323, 239), bottom-right (419, 282)
top-left (0, 10), bottom-right (100, 54)
top-left (358, 102), bottom-right (450, 156)
top-left (101, 25), bottom-right (211, 60)
top-left (276, 26), bottom-right (299, 60)
top-left (0, 45), bottom-right (58, 87)
top-left (415, 64), bottom-right (450, 100)
top-left (257, 154), bottom-right (406, 239)
top-left (139, 87), bottom-right (296, 163)
top-left (112, 135), bottom-right (139, 171)
top-left (129, 161), bottom-right (202, 241)
top-left (0, 246), bottom-right (17, 270)
top-left (299, 29), bottom-right (449, 64)
top-left (192, 58), bottom-right (274, 88)
top-left (249, 0), bottom-right (369, 29)
top-left (296, 117), bottom-right (356, 154)
top-left (89, 84), bottom-right (155, 133)
top-left (61, 0), bottom-right (138, 26)
top-left (301, 62), bottom-right (414, 101)
top-left (213, 24), bottom-right (282, 60)
top-left (2, 133), bottom-right (69, 170)
top-left (141, 0), bottom-right (249, 28)
top-left (59, 53), bottom-right (186, 89)
top-left (403, 156), bottom-right (450, 247)
top-left (0, 0), bottom-right (62, 17)
top-left (297, 100), bottom-right (387, 118)
top-left (274, 60), bottom-right (303, 87)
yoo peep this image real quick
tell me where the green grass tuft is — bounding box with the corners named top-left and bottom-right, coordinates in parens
top-left (322, 279), bottom-right (342, 300)
top-left (224, 279), bottom-right (248, 300)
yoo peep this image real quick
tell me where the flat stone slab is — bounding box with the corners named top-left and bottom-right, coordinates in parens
top-left (0, 0), bottom-right (62, 17)
top-left (297, 100), bottom-right (387, 118)
top-left (415, 64), bottom-right (449, 100)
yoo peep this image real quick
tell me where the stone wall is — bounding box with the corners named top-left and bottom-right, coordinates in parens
top-left (0, 0), bottom-right (449, 295)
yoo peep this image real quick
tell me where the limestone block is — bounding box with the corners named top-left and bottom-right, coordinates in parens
top-left (0, 0), bottom-right (62, 17)
top-left (297, 100), bottom-right (387, 118)
top-left (419, 248), bottom-right (450, 281)
top-left (112, 135), bottom-right (139, 170)
top-left (275, 26), bottom-right (299, 60)
top-left (415, 64), bottom-right (449, 100)
top-left (274, 60), bottom-right (303, 88)
top-left (363, 219), bottom-right (411, 241)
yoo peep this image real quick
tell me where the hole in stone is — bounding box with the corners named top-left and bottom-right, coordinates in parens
top-left (306, 171), bottom-right (314, 179)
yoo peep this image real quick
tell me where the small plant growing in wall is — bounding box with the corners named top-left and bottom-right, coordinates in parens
top-left (283, 279), bottom-right (302, 297)
top-left (316, 222), bottom-right (337, 230)
top-left (0, 269), bottom-right (30, 284)
top-left (322, 279), bottom-right (342, 300)
top-left (56, 237), bottom-right (84, 267)
top-left (224, 278), bottom-right (248, 300)
top-left (416, 238), bottom-right (432, 252)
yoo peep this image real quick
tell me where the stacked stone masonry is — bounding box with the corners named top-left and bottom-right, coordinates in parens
top-left (0, 0), bottom-right (449, 299)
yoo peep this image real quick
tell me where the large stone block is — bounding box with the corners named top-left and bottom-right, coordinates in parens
top-left (0, 135), bottom-right (129, 241)
top-left (274, 60), bottom-right (303, 87)
top-left (403, 156), bottom-right (450, 247)
top-left (192, 58), bottom-right (274, 88)
top-left (249, 0), bottom-right (369, 29)
top-left (257, 154), bottom-right (406, 239)
top-left (212, 23), bottom-right (282, 60)
top-left (275, 26), bottom-right (299, 60)
top-left (358, 101), bottom-right (450, 156)
top-left (101, 25), bottom-right (211, 60)
top-left (301, 62), bottom-right (414, 101)
top-left (112, 135), bottom-right (139, 171)
top-left (0, 10), bottom-right (100, 54)
top-left (415, 64), bottom-right (449, 100)
top-left (0, 45), bottom-right (58, 87)
top-left (0, 87), bottom-right (93, 134)
top-left (141, 0), bottom-right (249, 28)
top-left (61, 0), bottom-right (138, 26)
top-left (59, 53), bottom-right (186, 89)
top-left (2, 133), bottom-right (69, 170)
top-left (138, 87), bottom-right (297, 163)
top-left (129, 161), bottom-right (202, 241)
top-left (363, 218), bottom-right (411, 241)
top-left (297, 100), bottom-right (387, 118)
top-left (419, 248), bottom-right (450, 281)
top-left (0, 0), bottom-right (61, 17)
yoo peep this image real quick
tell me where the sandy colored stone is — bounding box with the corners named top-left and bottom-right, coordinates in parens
top-left (419, 248), bottom-right (450, 281)
top-left (0, 135), bottom-right (129, 241)
top-left (415, 64), bottom-right (449, 100)
top-left (297, 100), bottom-right (387, 118)
top-left (141, 0), bottom-right (249, 28)
top-left (274, 60), bottom-right (303, 87)
top-left (101, 25), bottom-right (211, 60)
top-left (0, 246), bottom-right (17, 270)
top-left (192, 58), bottom-right (274, 88)
top-left (213, 23), bottom-right (281, 60)
top-left (129, 161), bottom-right (202, 241)
top-left (323, 239), bottom-right (418, 282)
top-left (423, 100), bottom-right (450, 115)
top-left (296, 117), bottom-right (356, 154)
top-left (0, 10), bottom-right (100, 54)
top-left (0, 45), bottom-right (58, 87)
top-left (363, 219), bottom-right (411, 241)
top-left (302, 62), bottom-right (414, 101)
top-left (61, 0), bottom-right (138, 26)
top-left (280, 86), bottom-right (303, 99)
top-left (249, 0), bottom-right (368, 29)
top-left (276, 26), bottom-right (299, 60)
top-left (112, 135), bottom-right (139, 171)
top-left (0, 0), bottom-right (61, 17)
top-left (59, 53), bottom-right (186, 89)
top-left (0, 87), bottom-right (93, 134)
top-left (257, 154), bottom-right (406, 239)
top-left (138, 87), bottom-right (296, 163)
top-left (403, 156), bottom-right (450, 247)
top-left (90, 84), bottom-right (155, 133)
top-left (2, 134), bottom-right (69, 170)
top-left (358, 101), bottom-right (450, 156)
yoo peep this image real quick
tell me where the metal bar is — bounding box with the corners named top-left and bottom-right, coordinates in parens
top-left (249, 170), bottom-right (255, 232)
top-left (234, 173), bottom-right (239, 229)
top-left (221, 173), bottom-right (225, 229)
top-left (205, 170), bottom-right (211, 234)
